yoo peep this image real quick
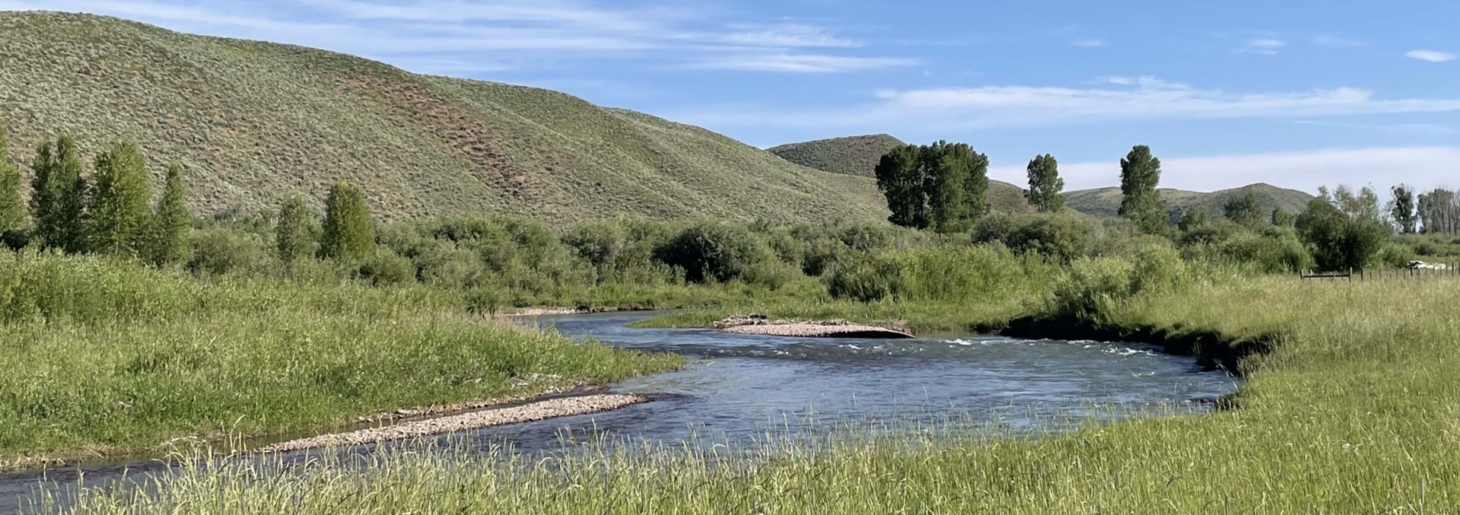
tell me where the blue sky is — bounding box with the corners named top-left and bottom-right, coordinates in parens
top-left (4, 0), bottom-right (1458, 193)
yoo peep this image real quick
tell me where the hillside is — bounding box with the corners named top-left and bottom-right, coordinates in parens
top-left (1063, 183), bottom-right (1315, 222)
top-left (768, 134), bottom-right (1034, 214)
top-left (0, 12), bottom-right (890, 224)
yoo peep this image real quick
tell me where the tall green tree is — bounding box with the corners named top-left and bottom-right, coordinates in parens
top-left (31, 135), bottom-right (89, 252)
top-left (1271, 207), bottom-right (1296, 227)
top-left (276, 195), bottom-right (317, 262)
top-left (319, 182), bottom-right (374, 260)
top-left (875, 145), bottom-right (927, 229)
top-left (1118, 145), bottom-right (1167, 234)
top-left (1390, 184), bottom-right (1417, 234)
top-left (1177, 207), bottom-right (1210, 232)
top-left (1297, 186), bottom-right (1390, 272)
top-left (1024, 154), bottom-right (1065, 212)
top-left (145, 163), bottom-right (190, 266)
top-left (1222, 192), bottom-right (1265, 228)
top-left (924, 142), bottom-right (989, 232)
top-left (89, 140), bottom-right (153, 256)
top-left (0, 128), bottom-right (24, 234)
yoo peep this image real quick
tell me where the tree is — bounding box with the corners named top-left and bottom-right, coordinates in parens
top-left (31, 135), bottom-right (89, 252)
top-left (275, 195), bottom-right (317, 262)
top-left (924, 142), bottom-right (988, 232)
top-left (1024, 154), bottom-right (1065, 212)
top-left (0, 128), bottom-right (24, 234)
top-left (1118, 145), bottom-right (1167, 234)
top-left (1416, 188), bottom-right (1457, 234)
top-left (1296, 186), bottom-right (1390, 271)
top-left (1271, 207), bottom-right (1295, 227)
top-left (319, 182), bottom-right (374, 260)
top-left (89, 141), bottom-right (153, 256)
top-left (1177, 207), bottom-right (1210, 232)
top-left (875, 141), bottom-right (989, 232)
top-left (875, 145), bottom-right (927, 229)
top-left (1389, 184), bottom-right (1417, 234)
top-left (1222, 192), bottom-right (1265, 228)
top-left (145, 163), bottom-right (190, 266)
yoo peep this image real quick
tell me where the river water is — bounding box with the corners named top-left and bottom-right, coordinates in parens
top-left (0, 311), bottom-right (1238, 513)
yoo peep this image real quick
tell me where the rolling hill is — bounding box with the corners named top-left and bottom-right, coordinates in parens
top-left (1063, 183), bottom-right (1315, 223)
top-left (768, 134), bottom-right (1035, 214)
top-left (0, 12), bottom-right (890, 225)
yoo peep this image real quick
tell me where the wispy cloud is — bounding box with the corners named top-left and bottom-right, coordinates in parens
top-left (1311, 35), bottom-right (1363, 48)
top-left (1240, 38), bottom-right (1286, 55)
top-left (1072, 38), bottom-right (1105, 48)
top-left (0, 0), bottom-right (908, 74)
top-left (675, 76), bottom-right (1460, 131)
top-left (684, 54), bottom-right (916, 73)
top-left (987, 147), bottom-right (1460, 193)
top-left (1405, 49), bottom-right (1457, 62)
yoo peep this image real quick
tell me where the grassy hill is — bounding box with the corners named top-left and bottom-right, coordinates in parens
top-left (768, 134), bottom-right (1034, 214)
top-left (1064, 183), bottom-right (1315, 222)
top-left (0, 12), bottom-right (890, 225)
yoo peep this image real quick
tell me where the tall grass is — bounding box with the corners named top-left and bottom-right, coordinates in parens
top-left (0, 251), bottom-right (682, 464)
top-left (48, 275), bottom-right (1460, 512)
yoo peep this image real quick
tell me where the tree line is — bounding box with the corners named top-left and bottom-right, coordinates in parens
top-left (0, 129), bottom-right (376, 266)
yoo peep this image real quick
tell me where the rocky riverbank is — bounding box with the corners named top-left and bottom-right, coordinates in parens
top-left (714, 314), bottom-right (914, 339)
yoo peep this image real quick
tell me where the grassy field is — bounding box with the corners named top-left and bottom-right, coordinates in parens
top-left (0, 250), bottom-right (682, 468)
top-left (39, 275), bottom-right (1460, 512)
top-left (0, 12), bottom-right (887, 225)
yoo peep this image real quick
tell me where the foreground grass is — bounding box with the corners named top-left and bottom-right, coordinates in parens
top-left (42, 275), bottom-right (1460, 512)
top-left (0, 252), bottom-right (682, 465)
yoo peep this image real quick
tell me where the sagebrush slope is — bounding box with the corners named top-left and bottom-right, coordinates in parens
top-left (0, 12), bottom-right (889, 224)
top-left (768, 134), bottom-right (1034, 214)
top-left (1064, 183), bottom-right (1314, 222)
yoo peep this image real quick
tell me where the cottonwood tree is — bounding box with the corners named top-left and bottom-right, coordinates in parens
top-left (319, 182), bottom-right (374, 260)
top-left (1417, 188), bottom-right (1458, 234)
top-left (89, 140), bottom-right (153, 256)
top-left (875, 141), bottom-right (989, 232)
top-left (1389, 184), bottom-right (1417, 234)
top-left (1223, 192), bottom-right (1265, 228)
top-left (875, 144), bottom-right (927, 229)
top-left (0, 128), bottom-right (23, 235)
top-left (31, 135), bottom-right (89, 252)
top-left (1177, 207), bottom-right (1210, 232)
top-left (276, 195), bottom-right (317, 262)
top-left (1118, 145), bottom-right (1168, 234)
top-left (1024, 154), bottom-right (1065, 212)
top-left (145, 163), bottom-right (190, 266)
top-left (1297, 186), bottom-right (1390, 271)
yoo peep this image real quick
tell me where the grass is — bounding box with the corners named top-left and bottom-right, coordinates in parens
top-left (38, 274), bottom-right (1460, 512)
top-left (0, 11), bottom-right (888, 225)
top-left (0, 251), bottom-right (682, 466)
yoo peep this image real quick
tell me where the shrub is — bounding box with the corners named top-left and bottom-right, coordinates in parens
top-left (187, 227), bottom-right (268, 276)
top-left (1004, 213), bottom-right (1095, 262)
top-left (827, 253), bottom-right (905, 302)
top-left (654, 222), bottom-right (772, 284)
top-left (359, 248), bottom-right (416, 286)
top-left (1047, 257), bottom-right (1135, 322)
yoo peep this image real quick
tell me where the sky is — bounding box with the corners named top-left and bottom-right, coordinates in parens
top-left (3, 0), bottom-right (1458, 194)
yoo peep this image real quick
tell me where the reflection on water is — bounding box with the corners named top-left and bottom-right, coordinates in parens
top-left (1, 311), bottom-right (1238, 513)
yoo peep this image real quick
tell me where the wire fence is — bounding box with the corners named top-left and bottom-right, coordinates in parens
top-left (1300, 260), bottom-right (1460, 282)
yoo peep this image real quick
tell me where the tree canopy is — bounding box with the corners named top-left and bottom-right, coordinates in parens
top-left (875, 141), bottom-right (989, 232)
top-left (1024, 154), bottom-right (1064, 213)
top-left (1118, 145), bottom-right (1167, 234)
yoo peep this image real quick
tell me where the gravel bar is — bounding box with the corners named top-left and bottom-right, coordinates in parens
top-left (258, 394), bottom-right (650, 454)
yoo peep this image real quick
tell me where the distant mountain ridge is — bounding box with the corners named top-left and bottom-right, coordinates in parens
top-left (1062, 183), bottom-right (1315, 223)
top-left (0, 11), bottom-right (890, 225)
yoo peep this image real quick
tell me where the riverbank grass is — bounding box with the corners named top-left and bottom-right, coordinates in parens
top-left (45, 275), bottom-right (1460, 512)
top-left (0, 252), bottom-right (682, 467)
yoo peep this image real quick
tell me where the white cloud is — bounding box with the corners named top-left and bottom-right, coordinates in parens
top-left (1072, 38), bottom-right (1105, 48)
top-left (1405, 50), bottom-right (1457, 62)
top-left (679, 77), bottom-right (1460, 131)
top-left (1240, 39), bottom-right (1286, 55)
top-left (0, 0), bottom-right (907, 74)
top-left (685, 54), bottom-right (916, 73)
top-left (986, 147), bottom-right (1460, 194)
